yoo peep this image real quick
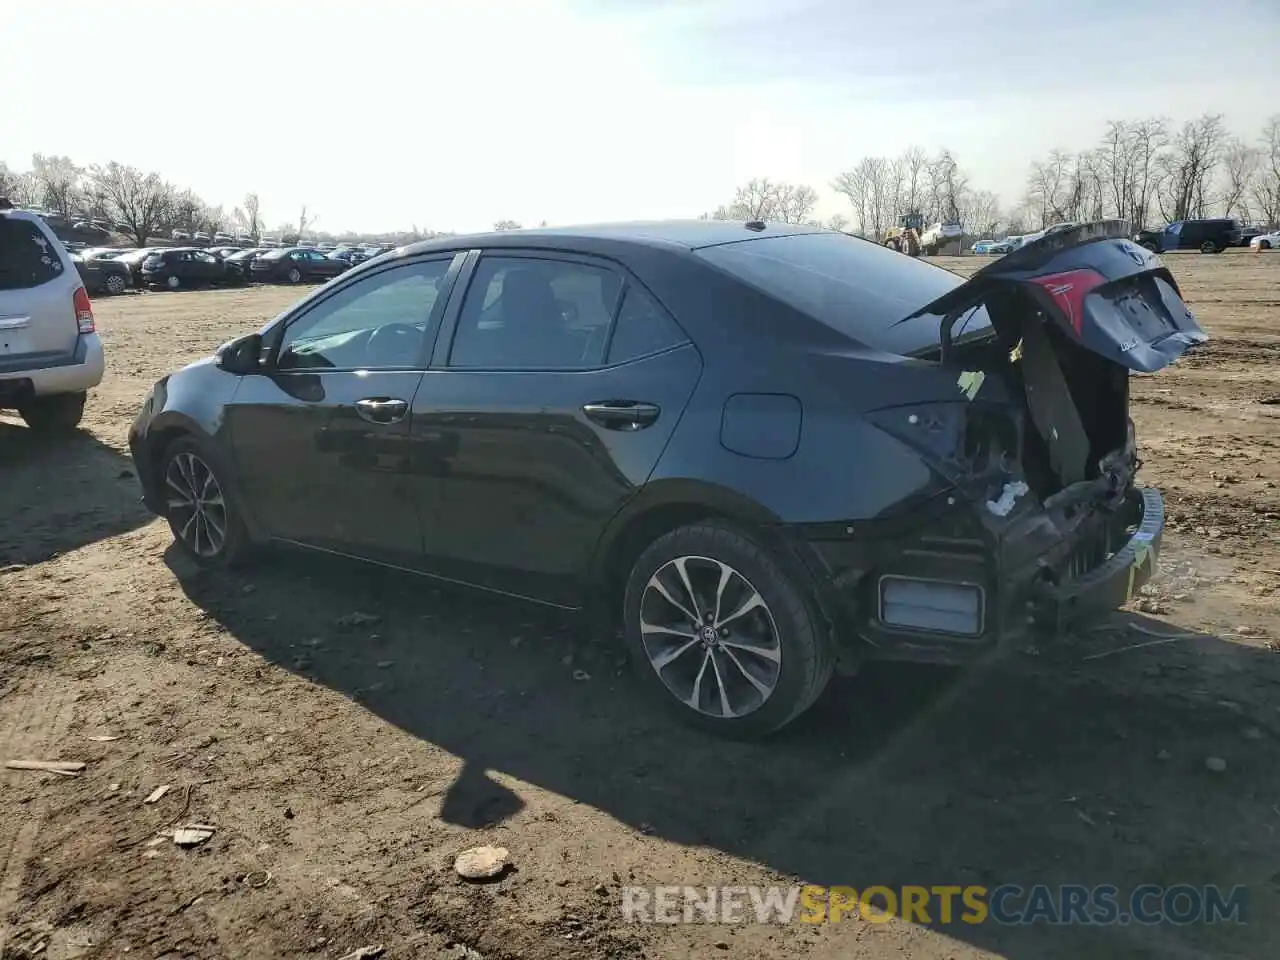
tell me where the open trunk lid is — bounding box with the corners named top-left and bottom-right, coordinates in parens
top-left (901, 219), bottom-right (1207, 372)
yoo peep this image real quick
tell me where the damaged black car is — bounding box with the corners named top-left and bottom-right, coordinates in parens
top-left (128, 219), bottom-right (1205, 737)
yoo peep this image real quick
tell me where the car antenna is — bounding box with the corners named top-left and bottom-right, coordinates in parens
top-left (744, 220), bottom-right (766, 232)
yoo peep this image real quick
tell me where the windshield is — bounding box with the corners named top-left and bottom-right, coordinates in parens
top-left (694, 231), bottom-right (991, 356)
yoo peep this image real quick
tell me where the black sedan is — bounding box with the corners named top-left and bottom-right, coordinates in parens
top-left (250, 247), bottom-right (350, 284)
top-left (113, 247), bottom-right (166, 286)
top-left (128, 220), bottom-right (1203, 736)
top-left (140, 248), bottom-right (246, 289)
top-left (225, 247), bottom-right (268, 274)
top-left (73, 247), bottom-right (135, 295)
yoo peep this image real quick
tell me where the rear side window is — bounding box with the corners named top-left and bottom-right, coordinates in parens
top-left (0, 218), bottom-right (65, 291)
top-left (695, 232), bottom-right (989, 356)
top-left (449, 256), bottom-right (622, 369)
top-left (606, 286), bottom-right (689, 363)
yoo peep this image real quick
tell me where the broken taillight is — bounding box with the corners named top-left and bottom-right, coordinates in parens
top-left (1028, 268), bottom-right (1107, 335)
top-left (73, 286), bottom-right (95, 334)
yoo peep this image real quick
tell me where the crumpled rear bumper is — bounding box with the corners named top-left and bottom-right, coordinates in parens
top-left (790, 485), bottom-right (1164, 665)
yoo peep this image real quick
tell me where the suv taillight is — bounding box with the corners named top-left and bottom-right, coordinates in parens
top-left (73, 287), bottom-right (95, 334)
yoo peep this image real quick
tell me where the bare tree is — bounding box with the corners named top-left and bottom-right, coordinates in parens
top-left (927, 149), bottom-right (967, 223)
top-left (896, 146), bottom-right (929, 217)
top-left (831, 168), bottom-right (870, 235)
top-left (0, 163), bottom-right (20, 201)
top-left (1220, 139), bottom-right (1259, 219)
top-left (959, 189), bottom-right (1001, 237)
top-left (1250, 115), bottom-right (1280, 226)
top-left (1156, 114), bottom-right (1227, 221)
top-left (1025, 149), bottom-right (1078, 226)
top-left (711, 178), bottom-right (778, 220)
top-left (86, 162), bottom-right (174, 247)
top-left (825, 213), bottom-right (850, 232)
top-left (1097, 119), bottom-right (1168, 230)
top-left (297, 205), bottom-right (314, 239)
top-left (492, 219), bottom-right (522, 230)
top-left (30, 154), bottom-right (84, 217)
top-left (166, 189), bottom-right (204, 235)
top-left (772, 183), bottom-right (819, 224)
top-left (240, 193), bottom-right (262, 240)
top-left (710, 178), bottom-right (817, 223)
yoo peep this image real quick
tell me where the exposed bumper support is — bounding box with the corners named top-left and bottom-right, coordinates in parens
top-left (793, 485), bottom-right (1164, 666)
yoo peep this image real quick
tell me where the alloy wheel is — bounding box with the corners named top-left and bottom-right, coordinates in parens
top-left (164, 451), bottom-right (228, 558)
top-left (638, 555), bottom-right (782, 719)
top-left (105, 274), bottom-right (127, 295)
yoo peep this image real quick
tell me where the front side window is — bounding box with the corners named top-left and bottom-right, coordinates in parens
top-left (448, 256), bottom-right (622, 369)
top-left (276, 258), bottom-right (454, 371)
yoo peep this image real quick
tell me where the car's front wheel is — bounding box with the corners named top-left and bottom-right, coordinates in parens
top-left (1260, 240), bottom-right (1272, 250)
top-left (623, 521), bottom-right (834, 738)
top-left (19, 391), bottom-right (85, 433)
top-left (286, 267), bottom-right (302, 283)
top-left (104, 273), bottom-right (128, 295)
top-left (160, 437), bottom-right (248, 568)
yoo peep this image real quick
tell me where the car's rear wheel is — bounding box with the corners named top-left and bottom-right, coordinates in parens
top-left (1199, 240), bottom-right (1217, 254)
top-left (623, 521), bottom-right (834, 738)
top-left (287, 267), bottom-right (302, 283)
top-left (104, 273), bottom-right (127, 295)
top-left (166, 275), bottom-right (181, 289)
top-left (19, 391), bottom-right (85, 433)
top-left (160, 437), bottom-right (248, 568)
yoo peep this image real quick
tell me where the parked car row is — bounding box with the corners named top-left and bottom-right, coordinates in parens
top-left (52, 242), bottom-right (400, 294)
top-left (971, 218), bottom-right (1277, 258)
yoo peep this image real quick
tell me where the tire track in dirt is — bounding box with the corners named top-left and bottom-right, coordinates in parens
top-left (0, 675), bottom-right (75, 956)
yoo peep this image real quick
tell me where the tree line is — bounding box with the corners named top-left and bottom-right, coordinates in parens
top-left (6, 112), bottom-right (1277, 247)
top-left (707, 112), bottom-right (1280, 241)
top-left (0, 155), bottom-right (280, 248)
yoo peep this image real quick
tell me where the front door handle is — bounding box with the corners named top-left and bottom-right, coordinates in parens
top-left (355, 397), bottom-right (409, 424)
top-left (582, 400), bottom-right (660, 430)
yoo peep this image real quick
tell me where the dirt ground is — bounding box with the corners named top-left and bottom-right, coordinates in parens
top-left (1, 250), bottom-right (1278, 960)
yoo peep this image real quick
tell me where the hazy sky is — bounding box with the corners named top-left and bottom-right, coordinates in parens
top-left (5, 0), bottom-right (1278, 233)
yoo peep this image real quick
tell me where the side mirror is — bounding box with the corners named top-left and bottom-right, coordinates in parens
top-left (215, 333), bottom-right (264, 375)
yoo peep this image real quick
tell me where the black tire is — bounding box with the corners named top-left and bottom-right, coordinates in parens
top-left (158, 436), bottom-right (250, 569)
top-left (1199, 240), bottom-right (1216, 254)
top-left (1260, 240), bottom-right (1271, 250)
top-left (622, 521), bottom-right (834, 738)
top-left (1140, 241), bottom-right (1158, 253)
top-left (104, 273), bottom-right (128, 295)
top-left (19, 391), bottom-right (85, 433)
top-left (286, 266), bottom-right (303, 283)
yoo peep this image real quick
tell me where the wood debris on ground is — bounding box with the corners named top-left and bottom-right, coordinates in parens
top-left (6, 760), bottom-right (86, 776)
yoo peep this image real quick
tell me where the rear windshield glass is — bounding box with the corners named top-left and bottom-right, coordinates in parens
top-left (694, 232), bottom-right (991, 355)
top-left (0, 217), bottom-right (65, 291)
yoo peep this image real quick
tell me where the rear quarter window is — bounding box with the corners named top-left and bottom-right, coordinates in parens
top-left (0, 218), bottom-right (65, 291)
top-left (694, 231), bottom-right (989, 356)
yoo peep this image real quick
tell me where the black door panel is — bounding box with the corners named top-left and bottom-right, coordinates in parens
top-left (229, 370), bottom-right (426, 559)
top-left (412, 344), bottom-right (702, 604)
top-left (224, 255), bottom-right (463, 563)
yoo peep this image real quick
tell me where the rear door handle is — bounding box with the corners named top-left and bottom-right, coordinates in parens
top-left (582, 400), bottom-right (660, 430)
top-left (355, 397), bottom-right (409, 424)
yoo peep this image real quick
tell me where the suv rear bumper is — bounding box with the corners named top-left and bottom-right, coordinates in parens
top-left (0, 334), bottom-right (104, 402)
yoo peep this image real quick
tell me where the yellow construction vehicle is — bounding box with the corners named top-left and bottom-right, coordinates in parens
top-left (884, 212), bottom-right (924, 256)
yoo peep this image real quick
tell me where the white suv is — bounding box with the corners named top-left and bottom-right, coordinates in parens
top-left (0, 200), bottom-right (105, 432)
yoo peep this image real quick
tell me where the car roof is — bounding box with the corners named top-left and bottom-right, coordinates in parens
top-left (400, 219), bottom-right (827, 257)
